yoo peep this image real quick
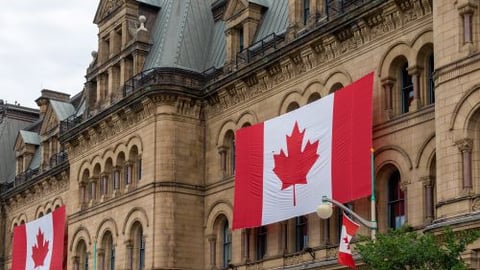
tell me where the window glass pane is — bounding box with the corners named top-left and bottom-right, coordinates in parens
top-left (388, 170), bottom-right (405, 229)
top-left (256, 226), bottom-right (267, 260)
top-left (295, 216), bottom-right (308, 252)
top-left (137, 159), bottom-right (142, 180)
top-left (427, 54), bottom-right (435, 104)
top-left (401, 63), bottom-right (413, 113)
top-left (303, 0), bottom-right (310, 25)
top-left (223, 221), bottom-right (231, 268)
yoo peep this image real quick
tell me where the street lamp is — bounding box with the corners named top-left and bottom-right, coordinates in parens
top-left (316, 195), bottom-right (377, 238)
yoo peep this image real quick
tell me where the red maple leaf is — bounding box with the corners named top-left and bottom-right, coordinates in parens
top-left (343, 236), bottom-right (351, 250)
top-left (273, 121), bottom-right (319, 206)
top-left (32, 228), bottom-right (49, 268)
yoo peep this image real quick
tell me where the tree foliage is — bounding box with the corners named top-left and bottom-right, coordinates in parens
top-left (356, 226), bottom-right (480, 270)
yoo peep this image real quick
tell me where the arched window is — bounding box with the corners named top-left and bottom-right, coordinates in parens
top-left (286, 102), bottom-right (300, 113)
top-left (74, 240), bottom-right (88, 270)
top-left (101, 231), bottom-right (115, 270)
top-left (295, 216), bottom-right (308, 252)
top-left (80, 170), bottom-right (90, 206)
top-left (130, 222), bottom-right (145, 270)
top-left (104, 158), bottom-right (113, 197)
top-left (388, 170), bottom-right (405, 229)
top-left (91, 163), bottom-right (101, 201)
top-left (400, 63), bottom-right (413, 113)
top-left (424, 156), bottom-right (436, 224)
top-left (330, 83), bottom-right (344, 93)
top-left (222, 131), bottom-right (236, 177)
top-left (307, 93), bottom-right (321, 104)
top-left (222, 221), bottom-right (232, 268)
top-left (38, 212), bottom-right (44, 218)
top-left (256, 226), bottom-right (267, 260)
top-left (427, 54), bottom-right (435, 105)
top-left (115, 152), bottom-right (125, 191)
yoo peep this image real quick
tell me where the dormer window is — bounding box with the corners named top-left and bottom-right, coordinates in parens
top-left (239, 26), bottom-right (244, 51)
top-left (223, 0), bottom-right (267, 66)
top-left (303, 0), bottom-right (310, 25)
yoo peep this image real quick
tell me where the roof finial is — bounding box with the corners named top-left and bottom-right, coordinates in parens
top-left (137, 15), bottom-right (148, 32)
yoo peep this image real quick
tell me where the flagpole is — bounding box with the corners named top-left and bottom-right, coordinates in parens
top-left (93, 240), bottom-right (97, 270)
top-left (370, 148), bottom-right (376, 240)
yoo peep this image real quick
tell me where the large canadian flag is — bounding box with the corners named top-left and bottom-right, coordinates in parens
top-left (11, 205), bottom-right (66, 270)
top-left (233, 73), bottom-right (373, 229)
top-left (338, 214), bottom-right (360, 269)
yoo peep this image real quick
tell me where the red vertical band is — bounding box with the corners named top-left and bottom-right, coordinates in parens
top-left (51, 205), bottom-right (66, 269)
top-left (233, 123), bottom-right (264, 229)
top-left (11, 224), bottom-right (27, 270)
top-left (332, 73), bottom-right (373, 203)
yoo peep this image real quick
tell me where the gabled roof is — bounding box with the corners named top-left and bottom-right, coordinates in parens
top-left (50, 100), bottom-right (75, 121)
top-left (19, 130), bottom-right (40, 145)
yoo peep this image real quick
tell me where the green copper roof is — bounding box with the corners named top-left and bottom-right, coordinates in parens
top-left (143, 0), bottom-right (288, 72)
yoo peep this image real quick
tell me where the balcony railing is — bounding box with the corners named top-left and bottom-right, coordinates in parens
top-left (60, 114), bottom-right (82, 134)
top-left (49, 151), bottom-right (69, 168)
top-left (236, 32), bottom-right (285, 66)
top-left (7, 151), bottom-right (69, 191)
top-left (13, 168), bottom-right (40, 187)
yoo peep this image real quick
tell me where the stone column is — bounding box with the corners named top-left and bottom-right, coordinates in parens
top-left (421, 176), bottom-right (434, 224)
top-left (97, 248), bottom-right (105, 270)
top-left (126, 240), bottom-right (133, 270)
top-left (224, 28), bottom-right (235, 70)
top-left (458, 2), bottom-right (477, 44)
top-left (244, 19), bottom-right (259, 48)
top-left (207, 234), bottom-right (217, 269)
top-left (107, 67), bottom-right (114, 104)
top-left (281, 221), bottom-right (288, 254)
top-left (72, 256), bottom-right (80, 270)
top-left (381, 78), bottom-right (395, 118)
top-left (458, 2), bottom-right (477, 53)
top-left (456, 138), bottom-right (473, 194)
top-left (322, 219), bottom-right (330, 246)
top-left (407, 65), bottom-right (423, 110)
top-left (218, 146), bottom-right (227, 178)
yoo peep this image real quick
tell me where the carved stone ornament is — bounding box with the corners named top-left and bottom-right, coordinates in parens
top-left (472, 197), bottom-right (480, 211)
top-left (456, 138), bottom-right (473, 152)
top-left (99, 0), bottom-right (124, 21)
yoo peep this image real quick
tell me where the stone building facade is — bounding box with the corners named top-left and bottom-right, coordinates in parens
top-left (1, 0), bottom-right (480, 269)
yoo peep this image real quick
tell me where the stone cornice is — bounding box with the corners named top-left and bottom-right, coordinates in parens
top-left (2, 168), bottom-right (69, 211)
top-left (434, 52), bottom-right (480, 88)
top-left (60, 68), bottom-right (205, 146)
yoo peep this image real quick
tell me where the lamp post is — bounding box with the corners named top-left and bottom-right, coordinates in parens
top-left (316, 196), bottom-right (377, 239)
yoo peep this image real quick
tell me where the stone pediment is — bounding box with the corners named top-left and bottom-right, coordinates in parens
top-left (224, 0), bottom-right (249, 20)
top-left (94, 0), bottom-right (126, 24)
top-left (40, 105), bottom-right (59, 136)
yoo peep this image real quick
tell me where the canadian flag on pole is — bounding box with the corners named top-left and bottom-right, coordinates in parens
top-left (338, 214), bottom-right (360, 269)
top-left (233, 73), bottom-right (373, 229)
top-left (11, 205), bottom-right (66, 270)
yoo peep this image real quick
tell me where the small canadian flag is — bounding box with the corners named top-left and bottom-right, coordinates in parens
top-left (338, 214), bottom-right (360, 269)
top-left (11, 205), bottom-right (65, 270)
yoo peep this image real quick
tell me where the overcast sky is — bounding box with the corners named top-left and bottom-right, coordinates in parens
top-left (0, 1), bottom-right (99, 108)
